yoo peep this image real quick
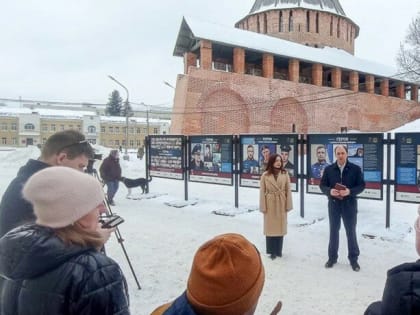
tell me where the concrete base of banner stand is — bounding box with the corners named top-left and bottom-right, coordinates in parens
top-left (164, 199), bottom-right (198, 208)
top-left (212, 206), bottom-right (259, 217)
top-left (126, 193), bottom-right (167, 200)
top-left (291, 216), bottom-right (325, 227)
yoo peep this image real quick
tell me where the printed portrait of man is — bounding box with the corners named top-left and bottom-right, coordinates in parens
top-left (242, 144), bottom-right (259, 174)
top-left (311, 144), bottom-right (330, 179)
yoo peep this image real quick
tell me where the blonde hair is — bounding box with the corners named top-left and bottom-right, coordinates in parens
top-left (54, 222), bottom-right (105, 249)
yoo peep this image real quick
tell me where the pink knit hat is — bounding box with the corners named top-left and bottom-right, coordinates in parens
top-left (22, 166), bottom-right (105, 228)
top-left (415, 205), bottom-right (420, 256)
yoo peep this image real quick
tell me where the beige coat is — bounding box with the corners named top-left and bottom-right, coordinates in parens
top-left (259, 171), bottom-right (293, 236)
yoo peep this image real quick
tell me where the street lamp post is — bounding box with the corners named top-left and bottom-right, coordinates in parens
top-left (108, 75), bottom-right (130, 160)
top-left (140, 102), bottom-right (150, 137)
top-left (163, 80), bottom-right (176, 90)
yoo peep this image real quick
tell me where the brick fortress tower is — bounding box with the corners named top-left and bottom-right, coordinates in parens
top-left (170, 0), bottom-right (420, 134)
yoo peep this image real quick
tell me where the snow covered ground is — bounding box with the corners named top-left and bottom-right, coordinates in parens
top-left (0, 128), bottom-right (419, 314)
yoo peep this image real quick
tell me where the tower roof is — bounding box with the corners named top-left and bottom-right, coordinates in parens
top-left (249, 0), bottom-right (346, 16)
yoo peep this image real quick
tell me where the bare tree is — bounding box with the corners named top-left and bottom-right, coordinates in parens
top-left (397, 12), bottom-right (420, 82)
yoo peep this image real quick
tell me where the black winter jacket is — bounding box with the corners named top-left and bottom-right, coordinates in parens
top-left (364, 260), bottom-right (420, 315)
top-left (99, 156), bottom-right (122, 182)
top-left (319, 160), bottom-right (365, 210)
top-left (0, 159), bottom-right (49, 237)
top-left (0, 225), bottom-right (130, 315)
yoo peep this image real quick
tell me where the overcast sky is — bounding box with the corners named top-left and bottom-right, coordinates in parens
top-left (0, 0), bottom-right (418, 107)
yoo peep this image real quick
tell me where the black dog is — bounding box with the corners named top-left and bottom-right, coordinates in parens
top-left (120, 176), bottom-right (152, 196)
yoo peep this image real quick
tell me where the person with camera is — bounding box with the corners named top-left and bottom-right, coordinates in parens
top-left (0, 167), bottom-right (130, 314)
top-left (100, 149), bottom-right (122, 206)
top-left (0, 129), bottom-right (94, 238)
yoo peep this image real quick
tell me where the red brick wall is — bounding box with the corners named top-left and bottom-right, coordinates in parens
top-left (236, 9), bottom-right (357, 54)
top-left (169, 68), bottom-right (420, 135)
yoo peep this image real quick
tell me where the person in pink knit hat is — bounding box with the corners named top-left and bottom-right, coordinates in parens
top-left (0, 167), bottom-right (130, 314)
top-left (364, 205), bottom-right (420, 315)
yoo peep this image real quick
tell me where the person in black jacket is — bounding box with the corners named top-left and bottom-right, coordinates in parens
top-left (364, 209), bottom-right (420, 315)
top-left (320, 145), bottom-right (365, 271)
top-left (0, 167), bottom-right (130, 314)
top-left (0, 129), bottom-right (94, 238)
top-left (100, 150), bottom-right (122, 206)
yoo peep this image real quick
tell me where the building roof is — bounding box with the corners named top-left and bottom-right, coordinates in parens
top-left (0, 107), bottom-right (170, 124)
top-left (249, 0), bottom-right (346, 16)
top-left (174, 16), bottom-right (413, 83)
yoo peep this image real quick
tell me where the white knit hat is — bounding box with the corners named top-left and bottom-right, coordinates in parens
top-left (22, 166), bottom-right (105, 228)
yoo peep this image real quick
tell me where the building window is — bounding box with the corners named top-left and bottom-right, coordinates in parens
top-left (77, 125), bottom-right (81, 131)
top-left (68, 125), bottom-right (73, 129)
top-left (130, 127), bottom-right (134, 134)
top-left (137, 127), bottom-right (141, 134)
top-left (337, 18), bottom-right (340, 38)
top-left (11, 138), bottom-right (17, 145)
top-left (109, 140), bottom-right (114, 146)
top-left (289, 11), bottom-right (293, 32)
top-left (101, 126), bottom-right (105, 133)
top-left (41, 124), bottom-right (48, 131)
top-left (257, 15), bottom-right (260, 33)
top-left (115, 140), bottom-right (119, 146)
top-left (143, 127), bottom-right (147, 133)
top-left (153, 128), bottom-right (158, 134)
top-left (330, 16), bottom-right (333, 36)
top-left (60, 124), bottom-right (65, 131)
top-left (88, 125), bottom-right (96, 133)
top-left (42, 138), bottom-right (47, 144)
top-left (11, 123), bottom-right (17, 131)
top-left (306, 11), bottom-right (310, 32)
top-left (24, 123), bottom-right (35, 130)
top-left (0, 122), bottom-right (7, 131)
top-left (129, 140), bottom-right (134, 147)
top-left (136, 140), bottom-right (142, 146)
top-left (51, 124), bottom-right (56, 131)
top-left (1, 137), bottom-right (6, 144)
top-left (109, 126), bottom-right (114, 133)
top-left (115, 127), bottom-right (120, 133)
top-left (316, 13), bottom-right (319, 33)
top-left (279, 11), bottom-right (283, 32)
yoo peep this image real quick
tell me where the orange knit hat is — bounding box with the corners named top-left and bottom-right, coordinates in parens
top-left (186, 233), bottom-right (265, 315)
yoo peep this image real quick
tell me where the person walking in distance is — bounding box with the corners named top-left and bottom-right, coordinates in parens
top-left (99, 149), bottom-right (122, 206)
top-left (320, 145), bottom-right (365, 271)
top-left (0, 129), bottom-right (94, 238)
top-left (260, 154), bottom-right (293, 259)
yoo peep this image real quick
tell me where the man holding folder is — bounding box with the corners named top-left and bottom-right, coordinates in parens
top-left (320, 145), bottom-right (365, 272)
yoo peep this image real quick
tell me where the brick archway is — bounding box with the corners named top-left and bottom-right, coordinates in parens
top-left (198, 88), bottom-right (250, 134)
top-left (270, 97), bottom-right (308, 133)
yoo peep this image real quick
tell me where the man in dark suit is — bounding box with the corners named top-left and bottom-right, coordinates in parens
top-left (320, 145), bottom-right (365, 272)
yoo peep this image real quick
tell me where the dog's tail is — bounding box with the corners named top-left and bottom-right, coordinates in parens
top-left (119, 177), bottom-right (125, 182)
top-left (148, 176), bottom-right (153, 182)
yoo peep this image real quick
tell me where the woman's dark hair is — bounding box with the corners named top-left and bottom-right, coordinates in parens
top-left (265, 154), bottom-right (286, 174)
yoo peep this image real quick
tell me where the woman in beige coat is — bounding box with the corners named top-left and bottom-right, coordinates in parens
top-left (260, 154), bottom-right (293, 259)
